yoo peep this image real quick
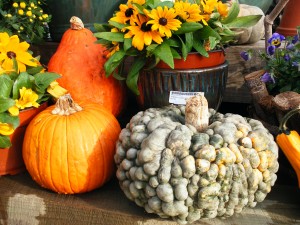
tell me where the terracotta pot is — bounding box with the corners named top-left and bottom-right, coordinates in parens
top-left (276, 0), bottom-right (300, 37)
top-left (0, 102), bottom-right (48, 176)
top-left (137, 50), bottom-right (228, 110)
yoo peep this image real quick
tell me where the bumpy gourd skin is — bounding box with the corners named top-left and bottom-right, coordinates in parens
top-left (115, 105), bottom-right (279, 224)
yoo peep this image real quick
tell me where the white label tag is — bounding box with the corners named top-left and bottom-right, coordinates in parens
top-left (169, 91), bottom-right (204, 105)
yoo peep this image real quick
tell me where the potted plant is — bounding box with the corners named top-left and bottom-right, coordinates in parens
top-left (94, 0), bottom-right (262, 109)
top-left (0, 0), bottom-right (52, 44)
top-left (0, 32), bottom-right (67, 175)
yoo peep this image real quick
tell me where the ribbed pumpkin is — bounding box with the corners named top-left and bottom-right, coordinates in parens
top-left (47, 16), bottom-right (126, 116)
top-left (22, 94), bottom-right (121, 194)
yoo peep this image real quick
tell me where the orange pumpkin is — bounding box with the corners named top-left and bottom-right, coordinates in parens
top-left (47, 16), bottom-right (126, 116)
top-left (22, 94), bottom-right (121, 194)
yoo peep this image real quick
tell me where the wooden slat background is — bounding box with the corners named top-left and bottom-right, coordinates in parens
top-left (0, 172), bottom-right (300, 225)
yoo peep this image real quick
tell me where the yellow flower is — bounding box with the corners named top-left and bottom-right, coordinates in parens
top-left (18, 9), bottom-right (24, 15)
top-left (47, 81), bottom-right (68, 99)
top-left (13, 2), bottom-right (18, 8)
top-left (20, 2), bottom-right (26, 8)
top-left (201, 0), bottom-right (218, 14)
top-left (147, 6), bottom-right (181, 38)
top-left (6, 14), bottom-right (12, 18)
top-left (8, 105), bottom-right (19, 116)
top-left (125, 14), bottom-right (163, 51)
top-left (30, 2), bottom-right (35, 7)
top-left (110, 4), bottom-right (137, 25)
top-left (174, 1), bottom-right (204, 23)
top-left (0, 32), bottom-right (38, 72)
top-left (217, 1), bottom-right (228, 17)
top-left (42, 14), bottom-right (48, 19)
top-left (15, 87), bottom-right (40, 110)
top-left (128, 0), bottom-right (145, 5)
top-left (26, 11), bottom-right (32, 17)
top-left (0, 122), bottom-right (14, 136)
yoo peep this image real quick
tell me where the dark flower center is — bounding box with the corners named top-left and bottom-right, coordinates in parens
top-left (141, 22), bottom-right (152, 32)
top-left (125, 8), bottom-right (134, 17)
top-left (159, 17), bottom-right (167, 26)
top-left (7, 51), bottom-right (16, 59)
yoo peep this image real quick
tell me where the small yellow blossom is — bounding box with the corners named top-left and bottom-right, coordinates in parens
top-left (20, 2), bottom-right (26, 9)
top-left (6, 14), bottom-right (12, 18)
top-left (26, 11), bottom-right (32, 17)
top-left (30, 3), bottom-right (35, 7)
top-left (42, 14), bottom-right (48, 19)
top-left (0, 122), bottom-right (14, 136)
top-left (29, 18), bottom-right (33, 22)
top-left (15, 87), bottom-right (40, 110)
top-left (8, 105), bottom-right (19, 116)
top-left (12, 2), bottom-right (18, 8)
top-left (39, 16), bottom-right (43, 20)
top-left (47, 81), bottom-right (68, 99)
top-left (20, 26), bottom-right (24, 30)
top-left (18, 9), bottom-right (24, 15)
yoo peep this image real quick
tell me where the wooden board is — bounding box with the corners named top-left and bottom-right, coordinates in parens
top-left (0, 172), bottom-right (300, 225)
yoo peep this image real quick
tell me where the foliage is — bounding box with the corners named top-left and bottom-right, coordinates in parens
top-left (0, 0), bottom-right (51, 43)
top-left (94, 0), bottom-right (262, 94)
top-left (0, 32), bottom-right (66, 148)
top-left (241, 28), bottom-right (300, 95)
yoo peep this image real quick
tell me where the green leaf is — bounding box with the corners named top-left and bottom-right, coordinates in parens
top-left (0, 112), bottom-right (20, 128)
top-left (170, 47), bottom-right (181, 59)
top-left (174, 22), bottom-right (203, 35)
top-left (12, 72), bottom-right (32, 99)
top-left (113, 72), bottom-right (126, 81)
top-left (157, 1), bottom-right (174, 8)
top-left (0, 135), bottom-right (12, 148)
top-left (185, 33), bottom-right (193, 53)
top-left (126, 57), bottom-right (146, 95)
top-left (26, 66), bottom-right (44, 75)
top-left (178, 36), bottom-right (188, 60)
top-left (222, 2), bottom-right (240, 24)
top-left (34, 72), bottom-right (61, 93)
top-left (93, 23), bottom-right (110, 32)
top-left (209, 36), bottom-right (218, 50)
top-left (104, 50), bottom-right (126, 77)
top-left (0, 97), bottom-right (15, 113)
top-left (165, 38), bottom-right (180, 47)
top-left (12, 57), bottom-right (18, 73)
top-left (0, 75), bottom-right (13, 98)
top-left (193, 37), bottom-right (209, 57)
top-left (124, 38), bottom-right (132, 52)
top-left (94, 32), bottom-right (124, 42)
top-left (196, 26), bottom-right (221, 40)
top-left (108, 21), bottom-right (127, 30)
top-left (226, 15), bottom-right (263, 28)
top-left (153, 42), bottom-right (174, 68)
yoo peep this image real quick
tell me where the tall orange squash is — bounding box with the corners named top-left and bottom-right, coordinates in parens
top-left (22, 94), bottom-right (121, 194)
top-left (47, 16), bottom-right (126, 116)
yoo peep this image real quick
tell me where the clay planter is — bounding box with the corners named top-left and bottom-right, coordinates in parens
top-left (137, 50), bottom-right (228, 110)
top-left (0, 102), bottom-right (48, 176)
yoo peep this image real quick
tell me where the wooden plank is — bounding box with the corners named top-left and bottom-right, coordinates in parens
top-left (0, 172), bottom-right (300, 225)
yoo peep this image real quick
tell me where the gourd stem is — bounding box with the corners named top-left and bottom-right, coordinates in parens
top-left (279, 106), bottom-right (300, 132)
top-left (52, 94), bottom-right (83, 115)
top-left (185, 94), bottom-right (209, 132)
top-left (70, 16), bottom-right (84, 30)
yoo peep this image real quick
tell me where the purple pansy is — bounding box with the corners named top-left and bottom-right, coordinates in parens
top-left (267, 45), bottom-right (275, 55)
top-left (284, 54), bottom-right (291, 61)
top-left (292, 34), bottom-right (299, 44)
top-left (240, 51), bottom-right (252, 61)
top-left (261, 72), bottom-right (275, 84)
top-left (268, 33), bottom-right (285, 48)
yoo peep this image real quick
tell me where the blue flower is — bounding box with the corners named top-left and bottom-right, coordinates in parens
top-left (292, 61), bottom-right (299, 67)
top-left (261, 72), bottom-right (275, 84)
top-left (284, 54), bottom-right (291, 61)
top-left (267, 45), bottom-right (275, 55)
top-left (292, 34), bottom-right (299, 44)
top-left (240, 50), bottom-right (251, 61)
top-left (268, 32), bottom-right (285, 48)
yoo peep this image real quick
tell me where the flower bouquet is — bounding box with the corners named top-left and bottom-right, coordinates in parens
top-left (94, 0), bottom-right (262, 94)
top-left (0, 32), bottom-right (66, 149)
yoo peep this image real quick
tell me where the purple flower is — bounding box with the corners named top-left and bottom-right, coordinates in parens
top-left (292, 61), bottom-right (299, 67)
top-left (267, 45), bottom-right (275, 55)
top-left (286, 43), bottom-right (295, 50)
top-left (268, 33), bottom-right (285, 48)
top-left (292, 34), bottom-right (299, 44)
top-left (261, 72), bottom-right (275, 83)
top-left (240, 51), bottom-right (251, 61)
top-left (284, 54), bottom-right (291, 61)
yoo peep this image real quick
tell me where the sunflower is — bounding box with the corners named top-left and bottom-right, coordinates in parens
top-left (146, 6), bottom-right (182, 38)
top-left (110, 3), bottom-right (137, 25)
top-left (15, 87), bottom-right (40, 110)
top-left (217, 1), bottom-right (228, 17)
top-left (0, 32), bottom-right (38, 72)
top-left (174, 1), bottom-right (204, 23)
top-left (124, 14), bottom-right (163, 51)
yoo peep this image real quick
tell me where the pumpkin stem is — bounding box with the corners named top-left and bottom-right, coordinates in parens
top-left (70, 16), bottom-right (84, 30)
top-left (279, 105), bottom-right (300, 132)
top-left (185, 94), bottom-right (209, 132)
top-left (52, 94), bottom-right (83, 115)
